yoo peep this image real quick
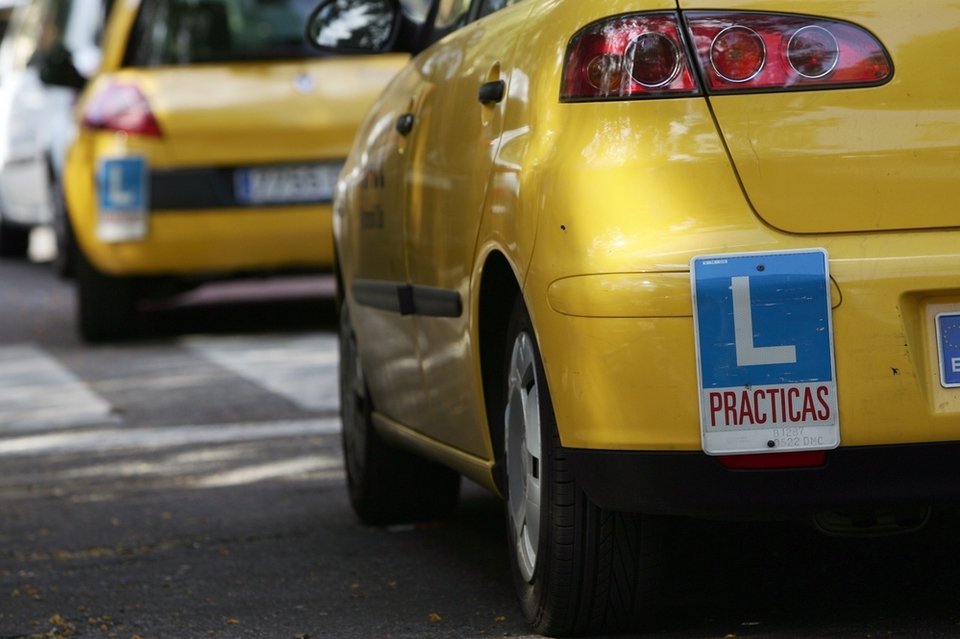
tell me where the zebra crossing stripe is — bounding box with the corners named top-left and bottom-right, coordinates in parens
top-left (0, 344), bottom-right (116, 430)
top-left (183, 334), bottom-right (339, 412)
top-left (0, 418), bottom-right (340, 458)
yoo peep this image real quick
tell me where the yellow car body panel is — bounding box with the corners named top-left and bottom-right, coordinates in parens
top-left (335, 67), bottom-right (435, 432)
top-left (336, 0), bottom-right (960, 488)
top-left (400, 6), bottom-right (533, 458)
top-left (65, 0), bottom-right (407, 277)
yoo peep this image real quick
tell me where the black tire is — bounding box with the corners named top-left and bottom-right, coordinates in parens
top-left (339, 302), bottom-right (460, 525)
top-left (501, 297), bottom-right (664, 636)
top-left (0, 218), bottom-right (30, 258)
top-left (76, 250), bottom-right (140, 343)
top-left (50, 175), bottom-right (77, 278)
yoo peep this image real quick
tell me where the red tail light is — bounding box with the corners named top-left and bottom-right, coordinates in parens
top-left (685, 12), bottom-right (893, 92)
top-left (561, 11), bottom-right (892, 101)
top-left (710, 26), bottom-right (766, 83)
top-left (561, 13), bottom-right (700, 101)
top-left (82, 83), bottom-right (163, 137)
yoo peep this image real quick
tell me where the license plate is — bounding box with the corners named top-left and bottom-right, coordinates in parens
top-left (234, 164), bottom-right (340, 205)
top-left (935, 313), bottom-right (960, 388)
top-left (691, 249), bottom-right (840, 455)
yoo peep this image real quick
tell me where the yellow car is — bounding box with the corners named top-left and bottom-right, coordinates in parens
top-left (311, 0), bottom-right (960, 635)
top-left (46, 0), bottom-right (406, 341)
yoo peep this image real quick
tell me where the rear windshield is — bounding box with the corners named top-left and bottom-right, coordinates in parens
top-left (123, 0), bottom-right (323, 65)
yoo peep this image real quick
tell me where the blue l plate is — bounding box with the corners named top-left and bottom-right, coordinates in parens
top-left (97, 157), bottom-right (147, 213)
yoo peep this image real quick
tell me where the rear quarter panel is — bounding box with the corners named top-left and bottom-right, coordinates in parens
top-left (494, 0), bottom-right (746, 449)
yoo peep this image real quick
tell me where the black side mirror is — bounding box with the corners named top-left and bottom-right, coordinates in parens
top-left (38, 43), bottom-right (87, 90)
top-left (305, 0), bottom-right (401, 54)
top-left (306, 0), bottom-right (444, 55)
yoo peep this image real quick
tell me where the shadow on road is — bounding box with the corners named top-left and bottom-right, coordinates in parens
top-left (140, 275), bottom-right (340, 338)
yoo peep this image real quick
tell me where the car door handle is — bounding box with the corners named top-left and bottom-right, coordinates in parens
top-left (396, 112), bottom-right (415, 136)
top-left (478, 80), bottom-right (506, 105)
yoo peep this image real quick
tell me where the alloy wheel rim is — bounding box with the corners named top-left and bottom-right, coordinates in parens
top-left (505, 331), bottom-right (542, 583)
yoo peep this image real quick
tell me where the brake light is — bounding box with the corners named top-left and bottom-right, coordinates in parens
top-left (710, 26), bottom-right (765, 83)
top-left (561, 11), bottom-right (892, 101)
top-left (82, 83), bottom-right (163, 137)
top-left (685, 12), bottom-right (892, 92)
top-left (561, 13), bottom-right (700, 102)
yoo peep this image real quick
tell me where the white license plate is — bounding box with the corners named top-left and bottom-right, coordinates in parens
top-left (691, 249), bottom-right (840, 455)
top-left (235, 164), bottom-right (341, 205)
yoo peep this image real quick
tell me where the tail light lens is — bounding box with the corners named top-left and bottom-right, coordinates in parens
top-left (82, 83), bottom-right (163, 137)
top-left (561, 13), bottom-right (700, 101)
top-left (685, 12), bottom-right (892, 93)
top-left (710, 26), bottom-right (766, 83)
top-left (561, 11), bottom-right (892, 101)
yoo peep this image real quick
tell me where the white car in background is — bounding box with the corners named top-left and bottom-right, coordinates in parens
top-left (0, 1), bottom-right (21, 39)
top-left (0, 0), bottom-right (108, 260)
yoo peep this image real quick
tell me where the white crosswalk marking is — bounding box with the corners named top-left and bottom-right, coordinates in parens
top-left (0, 344), bottom-right (116, 430)
top-left (0, 337), bottom-right (345, 490)
top-left (182, 333), bottom-right (339, 412)
top-left (0, 418), bottom-right (339, 458)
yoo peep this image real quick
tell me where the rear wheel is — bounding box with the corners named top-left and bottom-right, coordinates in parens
top-left (339, 302), bottom-right (460, 525)
top-left (502, 297), bottom-right (664, 636)
top-left (50, 174), bottom-right (76, 278)
top-left (0, 218), bottom-right (30, 258)
top-left (76, 251), bottom-right (141, 343)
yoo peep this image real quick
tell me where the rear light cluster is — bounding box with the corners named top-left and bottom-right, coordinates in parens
top-left (82, 82), bottom-right (163, 137)
top-left (562, 14), bottom-right (700, 99)
top-left (561, 11), bottom-right (892, 101)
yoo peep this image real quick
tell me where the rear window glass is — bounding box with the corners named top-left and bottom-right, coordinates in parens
top-left (124, 0), bottom-right (323, 65)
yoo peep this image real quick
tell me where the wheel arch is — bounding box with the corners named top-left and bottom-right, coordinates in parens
top-left (477, 249), bottom-right (523, 495)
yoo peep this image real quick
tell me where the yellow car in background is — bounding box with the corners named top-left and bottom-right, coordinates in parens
top-left (45, 0), bottom-right (405, 341)
top-left (311, 0), bottom-right (960, 635)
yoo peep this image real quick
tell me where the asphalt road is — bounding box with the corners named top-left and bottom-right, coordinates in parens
top-left (2, 238), bottom-right (960, 639)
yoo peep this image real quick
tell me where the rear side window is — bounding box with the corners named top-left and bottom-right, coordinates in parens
top-left (123, 0), bottom-right (324, 66)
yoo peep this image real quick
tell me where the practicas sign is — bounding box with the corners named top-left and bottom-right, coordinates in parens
top-left (691, 249), bottom-right (840, 455)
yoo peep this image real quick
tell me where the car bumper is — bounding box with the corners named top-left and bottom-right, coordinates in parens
top-left (70, 206), bottom-right (335, 276)
top-left (567, 442), bottom-right (960, 517)
top-left (532, 239), bottom-right (960, 454)
top-left (64, 130), bottom-right (340, 277)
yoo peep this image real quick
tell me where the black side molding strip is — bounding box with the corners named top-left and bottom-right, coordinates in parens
top-left (413, 286), bottom-right (462, 318)
top-left (352, 279), bottom-right (462, 318)
top-left (352, 280), bottom-right (403, 313)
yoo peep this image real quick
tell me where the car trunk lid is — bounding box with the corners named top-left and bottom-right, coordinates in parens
top-left (102, 56), bottom-right (405, 165)
top-left (680, 0), bottom-right (960, 234)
